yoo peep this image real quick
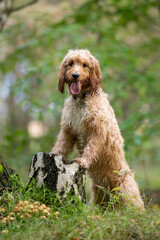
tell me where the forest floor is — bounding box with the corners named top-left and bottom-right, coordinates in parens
top-left (0, 176), bottom-right (160, 240)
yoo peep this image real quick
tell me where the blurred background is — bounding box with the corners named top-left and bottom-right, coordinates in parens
top-left (0, 0), bottom-right (160, 198)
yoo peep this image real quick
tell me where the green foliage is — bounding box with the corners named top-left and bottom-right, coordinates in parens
top-left (24, 181), bottom-right (61, 206)
top-left (0, 173), bottom-right (159, 238)
top-left (0, 175), bottom-right (160, 239)
top-left (9, 173), bottom-right (24, 190)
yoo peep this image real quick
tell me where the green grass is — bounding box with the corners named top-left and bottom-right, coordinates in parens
top-left (0, 175), bottom-right (160, 240)
top-left (1, 200), bottom-right (160, 240)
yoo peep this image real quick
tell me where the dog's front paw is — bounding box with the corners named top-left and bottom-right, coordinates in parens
top-left (74, 158), bottom-right (90, 169)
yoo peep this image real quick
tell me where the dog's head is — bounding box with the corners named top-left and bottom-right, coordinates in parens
top-left (58, 49), bottom-right (102, 95)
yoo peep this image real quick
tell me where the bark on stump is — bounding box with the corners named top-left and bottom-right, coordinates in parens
top-left (28, 152), bottom-right (86, 202)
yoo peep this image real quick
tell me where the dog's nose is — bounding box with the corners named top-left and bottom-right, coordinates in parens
top-left (72, 73), bottom-right (80, 79)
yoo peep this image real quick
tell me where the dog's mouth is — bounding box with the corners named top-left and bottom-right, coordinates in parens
top-left (70, 81), bottom-right (81, 95)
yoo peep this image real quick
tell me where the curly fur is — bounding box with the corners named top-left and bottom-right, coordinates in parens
top-left (52, 49), bottom-right (144, 209)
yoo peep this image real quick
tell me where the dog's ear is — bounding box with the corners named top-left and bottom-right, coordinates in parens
top-left (58, 59), bottom-right (66, 94)
top-left (90, 56), bottom-right (102, 94)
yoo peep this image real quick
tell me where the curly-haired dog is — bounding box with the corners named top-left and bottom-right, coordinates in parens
top-left (51, 49), bottom-right (144, 209)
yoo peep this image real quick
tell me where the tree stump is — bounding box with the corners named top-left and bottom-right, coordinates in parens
top-left (28, 152), bottom-right (86, 202)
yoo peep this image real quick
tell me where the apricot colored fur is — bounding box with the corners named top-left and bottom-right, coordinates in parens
top-left (52, 49), bottom-right (144, 209)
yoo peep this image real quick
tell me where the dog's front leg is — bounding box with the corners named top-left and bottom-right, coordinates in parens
top-left (51, 126), bottom-right (76, 159)
top-left (74, 133), bottom-right (103, 169)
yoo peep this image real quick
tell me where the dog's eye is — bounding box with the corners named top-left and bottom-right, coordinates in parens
top-left (83, 63), bottom-right (87, 68)
top-left (69, 61), bottom-right (73, 66)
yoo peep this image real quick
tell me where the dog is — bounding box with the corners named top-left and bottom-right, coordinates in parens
top-left (51, 49), bottom-right (144, 209)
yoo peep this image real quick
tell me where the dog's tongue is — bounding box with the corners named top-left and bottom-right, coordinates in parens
top-left (70, 81), bottom-right (81, 95)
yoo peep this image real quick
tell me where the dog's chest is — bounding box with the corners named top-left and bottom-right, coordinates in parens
top-left (63, 99), bottom-right (87, 135)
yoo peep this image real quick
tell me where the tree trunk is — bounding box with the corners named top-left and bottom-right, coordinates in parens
top-left (28, 152), bottom-right (86, 202)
